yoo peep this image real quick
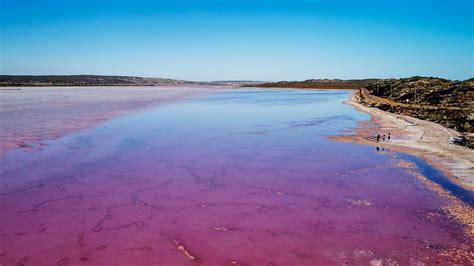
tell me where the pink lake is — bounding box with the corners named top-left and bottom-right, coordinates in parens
top-left (0, 89), bottom-right (472, 265)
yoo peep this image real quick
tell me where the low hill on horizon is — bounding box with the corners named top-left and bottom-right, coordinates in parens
top-left (251, 79), bottom-right (378, 89)
top-left (0, 75), bottom-right (268, 87)
top-left (0, 75), bottom-right (195, 87)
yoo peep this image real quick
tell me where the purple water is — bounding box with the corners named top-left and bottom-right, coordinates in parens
top-left (0, 89), bottom-right (471, 265)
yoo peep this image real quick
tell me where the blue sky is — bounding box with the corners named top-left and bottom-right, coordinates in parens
top-left (1, 0), bottom-right (473, 81)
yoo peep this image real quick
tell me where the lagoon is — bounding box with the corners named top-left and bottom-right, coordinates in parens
top-left (0, 88), bottom-right (471, 265)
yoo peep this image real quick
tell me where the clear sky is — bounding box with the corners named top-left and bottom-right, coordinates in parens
top-left (1, 0), bottom-right (473, 81)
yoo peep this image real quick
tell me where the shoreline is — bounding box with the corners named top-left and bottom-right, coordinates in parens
top-left (331, 91), bottom-right (474, 192)
top-left (330, 91), bottom-right (474, 235)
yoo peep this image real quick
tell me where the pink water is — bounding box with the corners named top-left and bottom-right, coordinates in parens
top-left (0, 89), bottom-right (472, 265)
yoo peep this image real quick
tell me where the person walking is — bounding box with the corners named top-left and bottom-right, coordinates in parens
top-left (388, 132), bottom-right (391, 141)
top-left (382, 134), bottom-right (386, 142)
top-left (376, 134), bottom-right (380, 142)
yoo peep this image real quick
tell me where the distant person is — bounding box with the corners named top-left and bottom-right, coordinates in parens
top-left (376, 134), bottom-right (380, 142)
top-left (382, 134), bottom-right (386, 141)
top-left (388, 133), bottom-right (391, 141)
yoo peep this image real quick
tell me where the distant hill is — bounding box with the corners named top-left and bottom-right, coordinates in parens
top-left (251, 79), bottom-right (378, 89)
top-left (0, 75), bottom-right (195, 86)
top-left (208, 80), bottom-right (266, 86)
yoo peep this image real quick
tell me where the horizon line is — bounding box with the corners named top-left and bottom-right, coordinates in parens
top-left (1, 74), bottom-right (472, 82)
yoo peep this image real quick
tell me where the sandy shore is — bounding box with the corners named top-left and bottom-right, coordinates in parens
top-left (0, 86), bottom-right (216, 158)
top-left (330, 91), bottom-right (474, 235)
top-left (331, 91), bottom-right (474, 192)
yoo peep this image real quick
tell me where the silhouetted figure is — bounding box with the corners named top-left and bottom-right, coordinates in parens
top-left (388, 132), bottom-right (391, 141)
top-left (376, 146), bottom-right (380, 152)
top-left (376, 134), bottom-right (380, 142)
top-left (382, 134), bottom-right (386, 141)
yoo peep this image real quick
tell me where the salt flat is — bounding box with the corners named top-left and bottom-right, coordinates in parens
top-left (0, 86), bottom-right (214, 157)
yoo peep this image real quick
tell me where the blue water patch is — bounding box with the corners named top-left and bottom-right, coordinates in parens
top-left (398, 153), bottom-right (474, 207)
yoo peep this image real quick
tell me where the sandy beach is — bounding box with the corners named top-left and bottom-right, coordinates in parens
top-left (0, 86), bottom-right (215, 158)
top-left (330, 91), bottom-right (474, 235)
top-left (332, 91), bottom-right (474, 192)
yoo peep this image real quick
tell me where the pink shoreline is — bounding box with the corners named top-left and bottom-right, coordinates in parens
top-left (1, 88), bottom-right (472, 265)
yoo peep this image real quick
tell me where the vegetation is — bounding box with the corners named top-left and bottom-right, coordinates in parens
top-left (361, 77), bottom-right (474, 147)
top-left (365, 76), bottom-right (473, 109)
top-left (0, 75), bottom-right (192, 86)
top-left (250, 79), bottom-right (378, 89)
